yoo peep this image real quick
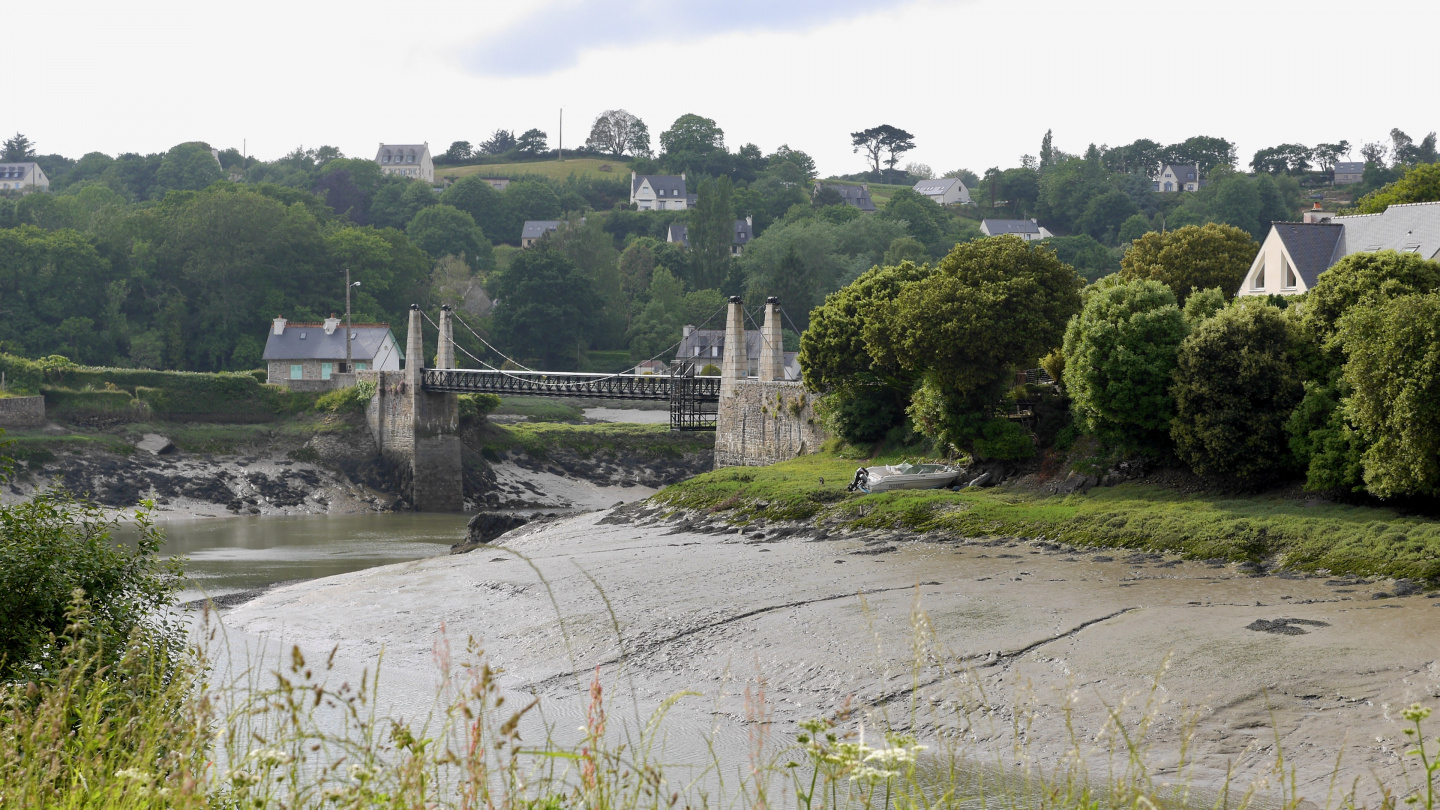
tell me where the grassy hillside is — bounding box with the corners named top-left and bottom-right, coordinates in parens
top-left (654, 451), bottom-right (1440, 581)
top-left (435, 158), bottom-right (631, 183)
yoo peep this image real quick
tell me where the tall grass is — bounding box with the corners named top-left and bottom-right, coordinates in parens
top-left (4, 581), bottom-right (1438, 810)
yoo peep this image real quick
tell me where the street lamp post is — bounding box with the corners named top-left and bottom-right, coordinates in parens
top-left (345, 270), bottom-right (361, 373)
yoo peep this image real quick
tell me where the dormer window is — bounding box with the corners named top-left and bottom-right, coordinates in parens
top-left (407, 153), bottom-right (414, 163)
top-left (1283, 257), bottom-right (1297, 289)
top-left (1252, 260), bottom-right (1265, 290)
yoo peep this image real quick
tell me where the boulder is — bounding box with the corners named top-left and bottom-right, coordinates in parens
top-left (451, 511), bottom-right (531, 555)
top-left (136, 433), bottom-right (177, 456)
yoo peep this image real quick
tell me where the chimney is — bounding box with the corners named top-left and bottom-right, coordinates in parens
top-left (1303, 202), bottom-right (1334, 224)
top-left (683, 325), bottom-right (694, 338)
top-left (323, 316), bottom-right (341, 335)
top-left (272, 317), bottom-right (287, 336)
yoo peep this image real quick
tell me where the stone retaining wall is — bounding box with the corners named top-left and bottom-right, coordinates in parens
top-left (714, 380), bottom-right (826, 467)
top-left (0, 395), bottom-right (45, 428)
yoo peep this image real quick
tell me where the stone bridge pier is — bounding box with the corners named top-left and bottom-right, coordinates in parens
top-left (365, 305), bottom-right (464, 511)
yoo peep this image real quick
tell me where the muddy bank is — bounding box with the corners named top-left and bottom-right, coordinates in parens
top-left (224, 504), bottom-right (1440, 804)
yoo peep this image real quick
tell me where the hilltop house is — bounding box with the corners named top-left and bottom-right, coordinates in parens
top-left (262, 317), bottom-right (403, 389)
top-left (631, 173), bottom-right (692, 210)
top-left (1334, 162), bottom-right (1364, 185)
top-left (375, 143), bottom-right (434, 183)
top-left (676, 325), bottom-right (800, 380)
top-left (1240, 201), bottom-right (1440, 297)
top-left (521, 220), bottom-right (561, 247)
top-left (980, 218), bottom-right (1053, 241)
top-left (1153, 163), bottom-right (1201, 192)
top-left (665, 216), bottom-right (755, 256)
top-left (481, 178), bottom-right (511, 191)
top-left (813, 182), bottom-right (876, 212)
top-left (0, 162), bottom-right (48, 192)
top-left (912, 177), bottom-right (971, 206)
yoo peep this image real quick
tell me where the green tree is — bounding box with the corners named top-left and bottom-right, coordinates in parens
top-left (880, 189), bottom-right (943, 247)
top-left (1353, 163), bottom-right (1440, 214)
top-left (492, 243), bottom-right (595, 368)
top-left (152, 142), bottom-right (224, 196)
top-left (1170, 303), bottom-right (1303, 482)
top-left (1161, 136), bottom-right (1237, 174)
top-left (850, 125), bottom-right (913, 175)
top-left (1120, 223), bottom-right (1256, 303)
top-left (618, 238), bottom-right (658, 316)
top-left (502, 180), bottom-right (564, 243)
top-left (440, 176), bottom-right (509, 243)
top-left (883, 237), bottom-right (927, 267)
top-left (689, 175), bottom-right (734, 290)
top-left (863, 236), bottom-right (1083, 455)
top-left (1041, 235), bottom-right (1114, 282)
top-left (1076, 188), bottom-right (1139, 244)
top-left (586, 109), bottom-right (651, 158)
top-left (625, 266), bottom-right (685, 360)
top-left (370, 178), bottom-right (437, 230)
top-left (1062, 278), bottom-right (1187, 451)
top-left (659, 113), bottom-right (725, 167)
top-left (551, 214), bottom-right (626, 349)
top-left (405, 205), bottom-right (493, 272)
top-left (516, 128), bottom-right (548, 155)
top-left (2, 132), bottom-right (35, 162)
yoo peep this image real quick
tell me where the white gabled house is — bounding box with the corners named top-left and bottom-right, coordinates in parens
top-left (1153, 162), bottom-right (1201, 192)
top-left (980, 218), bottom-right (1053, 242)
top-left (912, 177), bottom-right (971, 206)
top-left (1239, 202), bottom-right (1440, 297)
top-left (263, 317), bottom-right (403, 389)
top-left (0, 162), bottom-right (49, 193)
top-left (631, 173), bottom-right (691, 211)
top-left (375, 143), bottom-right (434, 183)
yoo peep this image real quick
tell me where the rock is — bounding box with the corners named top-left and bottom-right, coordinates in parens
top-left (1054, 472), bottom-right (1096, 495)
top-left (965, 472), bottom-right (993, 488)
top-left (135, 433), bottom-right (177, 456)
top-left (1392, 579), bottom-right (1422, 596)
top-left (41, 422), bottom-right (67, 436)
top-left (451, 512), bottom-right (531, 555)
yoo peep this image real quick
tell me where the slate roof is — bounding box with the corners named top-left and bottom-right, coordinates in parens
top-left (375, 144), bottom-right (428, 163)
top-left (1158, 163), bottom-right (1200, 182)
top-left (667, 223), bottom-right (689, 247)
top-left (913, 177), bottom-right (963, 196)
top-left (674, 328), bottom-right (799, 379)
top-left (632, 174), bottom-right (687, 198)
top-left (522, 220), bottom-right (561, 240)
top-left (263, 324), bottom-right (401, 362)
top-left (1334, 162), bottom-right (1364, 174)
top-left (814, 182), bottom-right (875, 212)
top-left (668, 219), bottom-right (754, 249)
top-left (733, 217), bottom-right (753, 247)
top-left (1272, 223), bottom-right (1344, 290)
top-left (1330, 201), bottom-right (1440, 261)
top-left (981, 218), bottom-right (1041, 235)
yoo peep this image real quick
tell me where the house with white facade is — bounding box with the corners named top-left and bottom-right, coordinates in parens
top-left (375, 143), bottom-right (434, 183)
top-left (666, 216), bottom-right (755, 256)
top-left (980, 218), bottom-right (1053, 241)
top-left (631, 173), bottom-right (690, 210)
top-left (521, 220), bottom-right (561, 248)
top-left (1153, 163), bottom-right (1201, 192)
top-left (1239, 202), bottom-right (1440, 297)
top-left (1333, 162), bottom-right (1364, 185)
top-left (262, 317), bottom-right (403, 389)
top-left (676, 325), bottom-right (800, 380)
top-left (0, 162), bottom-right (49, 193)
top-left (912, 177), bottom-right (971, 205)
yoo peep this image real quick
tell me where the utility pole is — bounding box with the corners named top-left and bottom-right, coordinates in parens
top-left (345, 268), bottom-right (354, 373)
top-left (559, 108), bottom-right (564, 161)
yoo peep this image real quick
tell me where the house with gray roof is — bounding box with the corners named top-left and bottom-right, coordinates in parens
top-left (1240, 201), bottom-right (1440, 297)
top-left (666, 216), bottom-right (755, 256)
top-left (913, 177), bottom-right (971, 206)
top-left (374, 143), bottom-right (434, 183)
top-left (980, 218), bottom-right (1054, 241)
top-left (263, 317), bottom-right (403, 389)
top-left (631, 172), bottom-right (689, 211)
top-left (676, 325), bottom-right (799, 380)
top-left (813, 182), bottom-right (875, 212)
top-left (1153, 162), bottom-right (1201, 192)
top-left (0, 162), bottom-right (48, 193)
top-left (521, 220), bottom-right (561, 248)
top-left (1334, 162), bottom-right (1365, 185)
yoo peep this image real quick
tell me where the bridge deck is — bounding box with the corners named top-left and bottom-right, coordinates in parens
top-left (420, 368), bottom-right (721, 402)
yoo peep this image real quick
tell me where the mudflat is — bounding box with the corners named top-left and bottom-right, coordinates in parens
top-left (224, 509), bottom-right (1440, 802)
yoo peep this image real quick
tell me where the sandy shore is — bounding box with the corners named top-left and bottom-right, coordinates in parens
top-left (222, 508), bottom-right (1440, 803)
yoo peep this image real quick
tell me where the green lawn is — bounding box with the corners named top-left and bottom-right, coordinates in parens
top-left (654, 452), bottom-right (1440, 580)
top-left (435, 158), bottom-right (630, 183)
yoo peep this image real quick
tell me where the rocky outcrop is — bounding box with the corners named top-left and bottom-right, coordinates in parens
top-left (450, 512), bottom-right (531, 554)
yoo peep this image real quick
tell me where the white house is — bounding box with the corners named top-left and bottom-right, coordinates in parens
top-left (520, 220), bottom-right (561, 248)
top-left (262, 317), bottom-right (403, 388)
top-left (631, 173), bottom-right (689, 210)
top-left (912, 177), bottom-right (971, 206)
top-left (0, 162), bottom-right (49, 193)
top-left (375, 143), bottom-right (434, 183)
top-left (1153, 163), bottom-right (1200, 192)
top-left (1334, 162), bottom-right (1364, 185)
top-left (665, 216), bottom-right (755, 256)
top-left (980, 218), bottom-right (1053, 241)
top-left (1240, 201), bottom-right (1440, 297)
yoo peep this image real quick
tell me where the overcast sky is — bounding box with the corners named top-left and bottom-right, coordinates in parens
top-left (10, 0), bottom-right (1437, 176)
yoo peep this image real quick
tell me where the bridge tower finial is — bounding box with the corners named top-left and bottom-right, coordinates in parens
top-left (406, 304), bottom-right (424, 386)
top-left (436, 305), bottom-right (455, 370)
top-left (759, 297), bottom-right (783, 382)
top-left (720, 297), bottom-right (746, 398)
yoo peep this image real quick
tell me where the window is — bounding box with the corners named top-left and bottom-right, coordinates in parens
top-left (299, 331), bottom-right (307, 339)
top-left (382, 154), bottom-right (390, 163)
top-left (407, 154), bottom-right (414, 163)
top-left (1252, 260), bottom-right (1265, 290)
top-left (693, 346), bottom-right (701, 357)
top-left (355, 362), bottom-right (367, 371)
top-left (1283, 257), bottom-right (1297, 289)
top-left (321, 362), bottom-right (333, 380)
top-left (290, 364), bottom-right (303, 380)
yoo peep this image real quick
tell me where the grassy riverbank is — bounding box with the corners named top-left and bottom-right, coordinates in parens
top-left (477, 420), bottom-right (712, 459)
top-left (653, 452), bottom-right (1440, 580)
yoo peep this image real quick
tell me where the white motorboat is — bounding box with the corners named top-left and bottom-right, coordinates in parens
top-left (846, 462), bottom-right (959, 493)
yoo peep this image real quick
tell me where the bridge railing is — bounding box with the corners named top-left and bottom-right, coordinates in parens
top-left (420, 368), bottom-right (720, 402)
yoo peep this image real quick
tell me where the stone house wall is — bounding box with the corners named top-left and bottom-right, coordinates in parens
top-left (714, 380), bottom-right (827, 467)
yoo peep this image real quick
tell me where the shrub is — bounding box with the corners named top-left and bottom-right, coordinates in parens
top-left (314, 379), bottom-right (378, 414)
top-left (1170, 303), bottom-right (1303, 482)
top-left (458, 392), bottom-right (502, 420)
top-left (1120, 223), bottom-right (1256, 304)
top-left (1062, 278), bottom-right (1186, 452)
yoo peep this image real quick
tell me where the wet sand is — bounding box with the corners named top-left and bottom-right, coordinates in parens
top-left (224, 508), bottom-right (1440, 803)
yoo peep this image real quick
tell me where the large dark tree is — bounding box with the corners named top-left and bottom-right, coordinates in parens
top-left (688, 176), bottom-right (734, 290)
top-left (850, 125), bottom-right (915, 175)
top-left (586, 110), bottom-right (651, 158)
top-left (492, 243), bottom-right (596, 369)
top-left (2, 132), bottom-right (35, 162)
